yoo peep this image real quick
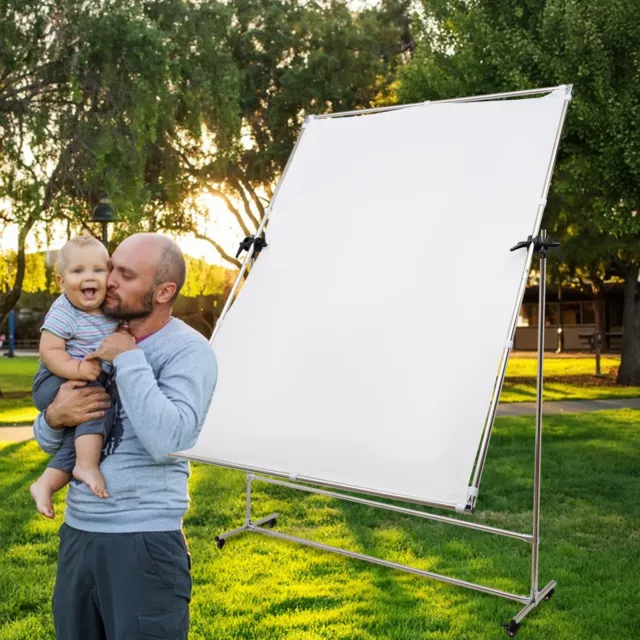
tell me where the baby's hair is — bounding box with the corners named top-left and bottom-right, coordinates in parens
top-left (56, 234), bottom-right (108, 275)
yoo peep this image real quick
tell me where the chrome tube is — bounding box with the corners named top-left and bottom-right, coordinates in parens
top-left (314, 87), bottom-right (563, 120)
top-left (250, 525), bottom-right (530, 604)
top-left (172, 453), bottom-right (459, 512)
top-left (531, 239), bottom-right (547, 596)
top-left (470, 242), bottom-right (535, 492)
top-left (209, 115), bottom-right (313, 344)
top-left (216, 513), bottom-right (279, 542)
top-left (513, 580), bottom-right (556, 624)
top-left (245, 473), bottom-right (252, 525)
top-left (468, 84), bottom-right (573, 497)
top-left (252, 474), bottom-right (533, 543)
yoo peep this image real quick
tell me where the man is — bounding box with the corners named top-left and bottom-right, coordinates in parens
top-left (33, 233), bottom-right (217, 639)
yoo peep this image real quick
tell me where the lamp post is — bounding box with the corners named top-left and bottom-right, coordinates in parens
top-left (91, 192), bottom-right (115, 248)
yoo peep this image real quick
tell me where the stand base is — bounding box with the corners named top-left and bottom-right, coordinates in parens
top-left (216, 515), bottom-right (556, 636)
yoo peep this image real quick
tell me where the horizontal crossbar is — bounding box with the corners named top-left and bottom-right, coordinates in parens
top-left (249, 523), bottom-right (530, 604)
top-left (251, 474), bottom-right (533, 543)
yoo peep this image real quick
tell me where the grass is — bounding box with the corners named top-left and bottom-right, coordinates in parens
top-left (0, 357), bottom-right (40, 426)
top-left (0, 409), bottom-right (638, 639)
top-left (0, 357), bottom-right (39, 394)
top-left (504, 355), bottom-right (622, 378)
top-left (3, 354), bottom-right (638, 427)
top-left (502, 353), bottom-right (640, 403)
top-left (499, 380), bottom-right (640, 403)
top-left (0, 398), bottom-right (38, 426)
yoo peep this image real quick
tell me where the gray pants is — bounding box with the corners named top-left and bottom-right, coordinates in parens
top-left (54, 523), bottom-right (192, 639)
top-left (32, 364), bottom-right (114, 473)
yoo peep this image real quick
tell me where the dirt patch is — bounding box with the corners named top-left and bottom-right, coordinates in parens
top-left (505, 373), bottom-right (620, 387)
top-left (0, 391), bottom-right (31, 399)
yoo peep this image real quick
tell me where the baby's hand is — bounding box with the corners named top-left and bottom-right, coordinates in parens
top-left (77, 359), bottom-right (102, 382)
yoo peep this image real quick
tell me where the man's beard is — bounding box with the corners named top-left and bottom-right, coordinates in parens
top-left (103, 288), bottom-right (154, 320)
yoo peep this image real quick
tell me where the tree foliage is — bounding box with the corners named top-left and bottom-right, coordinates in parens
top-left (399, 0), bottom-right (640, 384)
top-left (0, 0), bottom-right (239, 323)
top-left (181, 256), bottom-right (231, 298)
top-left (182, 0), bottom-right (410, 267)
top-left (0, 0), bottom-right (409, 325)
top-left (0, 251), bottom-right (48, 294)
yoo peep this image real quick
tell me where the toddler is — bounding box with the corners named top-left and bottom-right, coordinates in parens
top-left (29, 235), bottom-right (119, 518)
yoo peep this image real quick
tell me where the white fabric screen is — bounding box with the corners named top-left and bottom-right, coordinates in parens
top-left (178, 88), bottom-right (568, 508)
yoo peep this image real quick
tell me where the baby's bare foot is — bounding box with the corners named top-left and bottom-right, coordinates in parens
top-left (73, 464), bottom-right (109, 498)
top-left (30, 481), bottom-right (55, 519)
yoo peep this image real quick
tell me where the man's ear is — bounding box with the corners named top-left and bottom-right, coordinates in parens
top-left (56, 273), bottom-right (65, 292)
top-left (155, 282), bottom-right (177, 305)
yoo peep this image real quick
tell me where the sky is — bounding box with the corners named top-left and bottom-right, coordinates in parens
top-left (0, 192), bottom-right (245, 268)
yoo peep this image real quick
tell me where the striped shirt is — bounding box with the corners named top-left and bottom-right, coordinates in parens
top-left (42, 295), bottom-right (119, 371)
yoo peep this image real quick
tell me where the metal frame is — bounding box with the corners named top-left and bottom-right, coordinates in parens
top-left (213, 242), bottom-right (555, 635)
top-left (183, 86), bottom-right (573, 635)
top-left (182, 84), bottom-right (573, 513)
top-left (467, 84), bottom-right (573, 511)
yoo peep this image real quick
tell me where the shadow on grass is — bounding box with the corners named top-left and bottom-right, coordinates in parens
top-left (171, 410), bottom-right (640, 639)
top-left (0, 457), bottom-right (51, 554)
top-left (0, 440), bottom-right (30, 459)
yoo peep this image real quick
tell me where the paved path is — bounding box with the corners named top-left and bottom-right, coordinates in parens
top-left (1, 398), bottom-right (638, 443)
top-left (0, 426), bottom-right (33, 442)
top-left (1, 349), bottom-right (38, 358)
top-left (497, 397), bottom-right (640, 416)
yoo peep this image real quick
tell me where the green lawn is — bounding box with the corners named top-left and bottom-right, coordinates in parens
top-left (3, 354), bottom-right (638, 427)
top-left (499, 380), bottom-right (640, 403)
top-left (1, 409), bottom-right (639, 639)
top-left (0, 357), bottom-right (40, 426)
top-left (0, 398), bottom-right (38, 426)
top-left (504, 355), bottom-right (621, 378)
top-left (0, 357), bottom-right (39, 394)
top-left (501, 353), bottom-right (639, 403)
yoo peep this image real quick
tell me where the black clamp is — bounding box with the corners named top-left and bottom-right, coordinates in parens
top-left (510, 235), bottom-right (563, 262)
top-left (236, 233), bottom-right (268, 259)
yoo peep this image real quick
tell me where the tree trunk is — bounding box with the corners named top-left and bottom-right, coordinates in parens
top-left (556, 282), bottom-right (564, 353)
top-left (0, 143), bottom-right (68, 324)
top-left (0, 220), bottom-right (34, 326)
top-left (617, 263), bottom-right (640, 386)
top-left (594, 289), bottom-right (606, 339)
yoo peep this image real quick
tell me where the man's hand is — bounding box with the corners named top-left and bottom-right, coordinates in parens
top-left (85, 327), bottom-right (137, 364)
top-left (77, 359), bottom-right (102, 381)
top-left (45, 381), bottom-right (111, 430)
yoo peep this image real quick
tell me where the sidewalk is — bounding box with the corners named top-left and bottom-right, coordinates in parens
top-left (496, 397), bottom-right (640, 416)
top-left (0, 426), bottom-right (33, 442)
top-left (2, 397), bottom-right (639, 443)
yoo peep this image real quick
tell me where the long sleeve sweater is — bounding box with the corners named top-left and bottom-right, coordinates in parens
top-left (33, 318), bottom-right (217, 533)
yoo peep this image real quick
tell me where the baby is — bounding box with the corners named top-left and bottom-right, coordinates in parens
top-left (29, 235), bottom-right (119, 518)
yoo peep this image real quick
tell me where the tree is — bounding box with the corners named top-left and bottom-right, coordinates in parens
top-left (0, 0), bottom-right (239, 325)
top-left (0, 0), bottom-right (410, 330)
top-left (181, 256), bottom-right (231, 299)
top-left (0, 251), bottom-right (47, 294)
top-left (181, 0), bottom-right (410, 268)
top-left (398, 0), bottom-right (640, 384)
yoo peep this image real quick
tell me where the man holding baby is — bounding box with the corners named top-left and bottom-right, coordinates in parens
top-left (32, 232), bottom-right (217, 639)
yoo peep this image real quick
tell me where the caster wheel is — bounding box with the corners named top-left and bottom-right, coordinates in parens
top-left (267, 518), bottom-right (277, 529)
top-left (501, 620), bottom-right (520, 637)
top-left (215, 536), bottom-right (226, 550)
top-left (544, 588), bottom-right (555, 601)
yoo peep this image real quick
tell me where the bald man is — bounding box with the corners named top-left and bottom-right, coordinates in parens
top-left (33, 233), bottom-right (218, 640)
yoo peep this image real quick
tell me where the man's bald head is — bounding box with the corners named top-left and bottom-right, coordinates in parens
top-left (117, 233), bottom-right (186, 303)
top-left (152, 236), bottom-right (186, 303)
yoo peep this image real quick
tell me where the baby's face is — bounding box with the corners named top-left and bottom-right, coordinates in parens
top-left (58, 245), bottom-right (110, 313)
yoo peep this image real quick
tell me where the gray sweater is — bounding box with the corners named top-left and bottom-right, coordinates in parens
top-left (33, 318), bottom-right (217, 533)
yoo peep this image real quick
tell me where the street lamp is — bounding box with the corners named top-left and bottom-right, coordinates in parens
top-left (91, 192), bottom-right (115, 247)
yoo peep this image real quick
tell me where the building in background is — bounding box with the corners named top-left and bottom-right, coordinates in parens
top-left (515, 283), bottom-right (623, 351)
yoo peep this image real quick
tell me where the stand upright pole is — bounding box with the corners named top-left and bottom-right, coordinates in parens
top-left (531, 232), bottom-right (547, 597)
top-left (246, 473), bottom-right (252, 526)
